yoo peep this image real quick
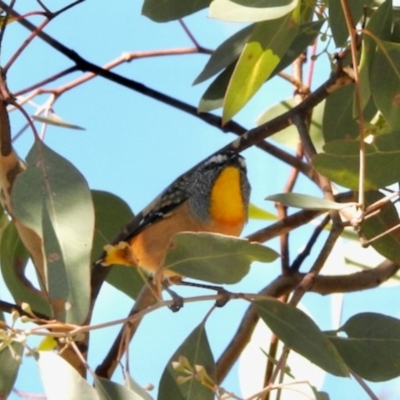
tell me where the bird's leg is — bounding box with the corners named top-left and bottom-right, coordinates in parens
top-left (176, 280), bottom-right (231, 307)
top-left (161, 280), bottom-right (184, 312)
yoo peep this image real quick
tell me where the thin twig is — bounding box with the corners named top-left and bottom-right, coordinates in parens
top-left (289, 216), bottom-right (343, 306)
top-left (350, 370), bottom-right (379, 400)
top-left (53, 0), bottom-right (86, 17)
top-left (179, 19), bottom-right (205, 50)
top-left (340, 0), bottom-right (366, 210)
top-left (4, 17), bottom-right (51, 72)
top-left (291, 214), bottom-right (331, 272)
top-left (14, 66), bottom-right (78, 96)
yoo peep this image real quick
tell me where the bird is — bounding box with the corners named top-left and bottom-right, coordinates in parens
top-left (97, 150), bottom-right (251, 295)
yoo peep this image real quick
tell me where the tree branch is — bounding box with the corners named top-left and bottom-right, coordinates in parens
top-left (3, 1), bottom-right (354, 149)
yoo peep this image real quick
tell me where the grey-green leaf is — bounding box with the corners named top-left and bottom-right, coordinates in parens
top-left (125, 373), bottom-right (154, 400)
top-left (329, 0), bottom-right (374, 47)
top-left (0, 222), bottom-right (51, 317)
top-left (91, 190), bottom-right (144, 299)
top-left (312, 133), bottom-right (400, 190)
top-left (158, 322), bottom-right (215, 400)
top-left (359, 0), bottom-right (393, 109)
top-left (361, 191), bottom-right (400, 264)
top-left (11, 141), bottom-right (94, 324)
top-left (142, 0), bottom-right (211, 22)
top-left (266, 193), bottom-right (356, 211)
top-left (194, 24), bottom-right (254, 85)
top-left (165, 232), bottom-right (279, 284)
top-left (37, 351), bottom-right (98, 400)
top-left (32, 114), bottom-right (85, 131)
top-left (95, 376), bottom-right (150, 400)
top-left (371, 40), bottom-right (400, 130)
top-left (0, 341), bottom-right (24, 399)
top-left (255, 299), bottom-right (349, 377)
top-left (328, 312), bottom-right (400, 381)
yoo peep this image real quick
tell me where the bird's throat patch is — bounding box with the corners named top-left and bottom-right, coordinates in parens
top-left (210, 166), bottom-right (246, 225)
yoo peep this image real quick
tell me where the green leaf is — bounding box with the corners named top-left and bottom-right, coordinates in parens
top-left (271, 19), bottom-right (324, 75)
top-left (312, 133), bottom-right (400, 189)
top-left (32, 114), bottom-right (85, 131)
top-left (95, 376), bottom-right (149, 400)
top-left (209, 0), bottom-right (298, 22)
top-left (256, 98), bottom-right (325, 152)
top-left (371, 40), bottom-right (400, 130)
top-left (125, 374), bottom-right (154, 400)
top-left (158, 322), bottom-right (215, 400)
top-left (223, 14), bottom-right (299, 122)
top-left (142, 0), bottom-right (210, 22)
top-left (0, 222), bottom-right (51, 317)
top-left (91, 190), bottom-right (144, 299)
top-left (198, 19), bottom-right (322, 112)
top-left (91, 190), bottom-right (134, 263)
top-left (0, 340), bottom-right (24, 399)
top-left (165, 232), bottom-right (279, 284)
top-left (255, 299), bottom-right (349, 377)
top-left (231, 0), bottom-right (295, 6)
top-left (248, 203), bottom-right (276, 220)
top-left (11, 141), bottom-right (94, 324)
top-left (359, 0), bottom-right (393, 109)
top-left (198, 62), bottom-right (236, 113)
top-left (266, 193), bottom-right (356, 211)
top-left (329, 0), bottom-right (374, 47)
top-left (0, 202), bottom-right (10, 245)
top-left (311, 388), bottom-right (330, 400)
top-left (37, 351), bottom-right (98, 400)
top-left (361, 191), bottom-right (400, 263)
top-left (328, 312), bottom-right (400, 381)
top-left (323, 85), bottom-right (359, 142)
top-left (41, 203), bottom-right (69, 320)
top-left (194, 24), bottom-right (254, 85)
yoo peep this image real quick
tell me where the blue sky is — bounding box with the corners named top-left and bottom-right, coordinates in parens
top-left (2, 1), bottom-right (400, 399)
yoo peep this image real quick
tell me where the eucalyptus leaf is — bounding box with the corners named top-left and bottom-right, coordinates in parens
top-left (328, 312), bottom-right (400, 381)
top-left (371, 40), bottom-right (400, 130)
top-left (359, 0), bottom-right (393, 109)
top-left (361, 191), bottom-right (400, 263)
top-left (194, 24), bottom-right (254, 85)
top-left (0, 340), bottom-right (24, 399)
top-left (329, 0), bottom-right (374, 47)
top-left (198, 19), bottom-right (322, 113)
top-left (125, 374), bottom-right (154, 400)
top-left (11, 141), bottom-right (94, 324)
top-left (0, 222), bottom-right (51, 317)
top-left (165, 232), bottom-right (279, 284)
top-left (91, 190), bottom-right (144, 299)
top-left (257, 99), bottom-right (325, 152)
top-left (209, 0), bottom-right (298, 22)
top-left (95, 376), bottom-right (149, 400)
top-left (255, 299), bottom-right (349, 376)
top-left (223, 13), bottom-right (299, 122)
top-left (142, 0), bottom-right (210, 22)
top-left (248, 203), bottom-right (277, 220)
top-left (32, 115), bottom-right (85, 131)
top-left (198, 62), bottom-right (236, 113)
top-left (266, 193), bottom-right (356, 211)
top-left (312, 133), bottom-right (400, 189)
top-left (158, 322), bottom-right (215, 400)
top-left (37, 351), bottom-right (98, 400)
top-left (323, 85), bottom-right (359, 142)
